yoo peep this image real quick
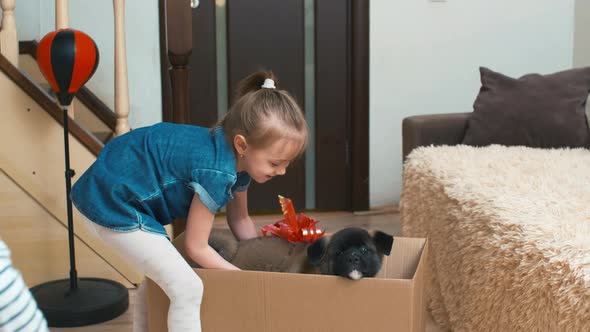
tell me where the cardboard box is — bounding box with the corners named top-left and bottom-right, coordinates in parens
top-left (147, 237), bottom-right (427, 332)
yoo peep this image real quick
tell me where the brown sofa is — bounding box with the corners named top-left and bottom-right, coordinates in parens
top-left (402, 112), bottom-right (470, 160)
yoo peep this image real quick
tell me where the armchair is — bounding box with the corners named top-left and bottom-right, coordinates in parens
top-left (402, 112), bottom-right (470, 160)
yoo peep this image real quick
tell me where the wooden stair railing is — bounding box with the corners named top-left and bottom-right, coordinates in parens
top-left (0, 52), bottom-right (104, 156)
top-left (19, 40), bottom-right (117, 137)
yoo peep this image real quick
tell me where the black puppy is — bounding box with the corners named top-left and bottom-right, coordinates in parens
top-left (308, 227), bottom-right (394, 280)
top-left (173, 227), bottom-right (394, 280)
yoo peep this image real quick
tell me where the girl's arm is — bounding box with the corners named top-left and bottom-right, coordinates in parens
top-left (184, 194), bottom-right (240, 270)
top-left (226, 190), bottom-right (258, 241)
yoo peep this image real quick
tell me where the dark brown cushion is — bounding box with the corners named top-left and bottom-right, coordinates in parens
top-left (462, 66), bottom-right (590, 148)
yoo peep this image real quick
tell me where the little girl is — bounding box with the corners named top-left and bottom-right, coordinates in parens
top-left (71, 70), bottom-right (308, 332)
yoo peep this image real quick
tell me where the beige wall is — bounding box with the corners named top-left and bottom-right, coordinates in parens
top-left (370, 0), bottom-right (576, 207)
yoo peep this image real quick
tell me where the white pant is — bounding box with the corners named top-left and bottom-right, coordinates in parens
top-left (81, 217), bottom-right (203, 332)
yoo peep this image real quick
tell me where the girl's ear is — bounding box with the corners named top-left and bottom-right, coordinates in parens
top-left (234, 135), bottom-right (248, 156)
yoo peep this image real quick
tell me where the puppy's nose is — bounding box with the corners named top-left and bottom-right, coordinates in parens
top-left (348, 254), bottom-right (360, 264)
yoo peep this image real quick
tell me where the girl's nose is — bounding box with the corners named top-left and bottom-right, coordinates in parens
top-left (277, 167), bottom-right (286, 176)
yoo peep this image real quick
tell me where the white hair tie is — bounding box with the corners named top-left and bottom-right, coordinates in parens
top-left (261, 78), bottom-right (276, 89)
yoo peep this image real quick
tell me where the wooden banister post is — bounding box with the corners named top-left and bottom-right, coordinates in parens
top-left (113, 0), bottom-right (131, 136)
top-left (166, 0), bottom-right (192, 125)
top-left (0, 0), bottom-right (18, 66)
top-left (165, 0), bottom-right (193, 237)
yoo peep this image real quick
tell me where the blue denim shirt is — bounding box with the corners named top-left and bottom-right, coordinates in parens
top-left (71, 123), bottom-right (250, 238)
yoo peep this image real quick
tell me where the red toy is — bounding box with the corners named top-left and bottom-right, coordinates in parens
top-left (37, 29), bottom-right (99, 107)
top-left (261, 195), bottom-right (325, 243)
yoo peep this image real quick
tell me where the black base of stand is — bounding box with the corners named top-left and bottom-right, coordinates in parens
top-left (30, 278), bottom-right (129, 327)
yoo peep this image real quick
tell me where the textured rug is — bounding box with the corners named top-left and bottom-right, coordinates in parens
top-left (401, 145), bottom-right (590, 332)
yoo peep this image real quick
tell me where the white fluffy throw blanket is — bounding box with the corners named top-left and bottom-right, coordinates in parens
top-left (401, 145), bottom-right (590, 332)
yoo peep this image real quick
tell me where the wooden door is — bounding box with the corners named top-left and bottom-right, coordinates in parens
top-left (160, 0), bottom-right (368, 213)
top-left (226, 0), bottom-right (305, 211)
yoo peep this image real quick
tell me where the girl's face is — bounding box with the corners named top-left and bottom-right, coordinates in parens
top-left (235, 136), bottom-right (301, 184)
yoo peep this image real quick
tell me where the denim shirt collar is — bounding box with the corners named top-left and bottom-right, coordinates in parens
top-left (211, 126), bottom-right (238, 176)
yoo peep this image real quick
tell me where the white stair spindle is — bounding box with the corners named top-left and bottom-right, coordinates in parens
top-left (55, 0), bottom-right (69, 29)
top-left (55, 0), bottom-right (76, 119)
top-left (0, 0), bottom-right (18, 66)
top-left (113, 0), bottom-right (130, 136)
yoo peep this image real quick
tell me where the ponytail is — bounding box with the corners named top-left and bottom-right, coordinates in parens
top-left (216, 70), bottom-right (308, 159)
top-left (233, 70), bottom-right (278, 102)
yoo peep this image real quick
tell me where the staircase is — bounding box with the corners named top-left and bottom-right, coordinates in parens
top-left (0, 0), bottom-right (142, 286)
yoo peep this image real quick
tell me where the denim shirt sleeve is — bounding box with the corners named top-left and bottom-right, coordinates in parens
top-left (232, 172), bottom-right (251, 192)
top-left (188, 169), bottom-right (236, 214)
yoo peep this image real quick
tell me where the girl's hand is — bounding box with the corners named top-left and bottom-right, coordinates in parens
top-left (184, 194), bottom-right (240, 270)
top-left (226, 190), bottom-right (258, 240)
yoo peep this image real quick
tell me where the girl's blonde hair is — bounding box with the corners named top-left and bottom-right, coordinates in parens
top-left (217, 70), bottom-right (308, 159)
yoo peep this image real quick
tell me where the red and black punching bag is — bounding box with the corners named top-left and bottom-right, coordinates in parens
top-left (37, 29), bottom-right (99, 106)
top-left (30, 28), bottom-right (129, 328)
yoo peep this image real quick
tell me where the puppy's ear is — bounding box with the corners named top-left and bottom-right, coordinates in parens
top-left (307, 237), bottom-right (328, 266)
top-left (373, 231), bottom-right (394, 256)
